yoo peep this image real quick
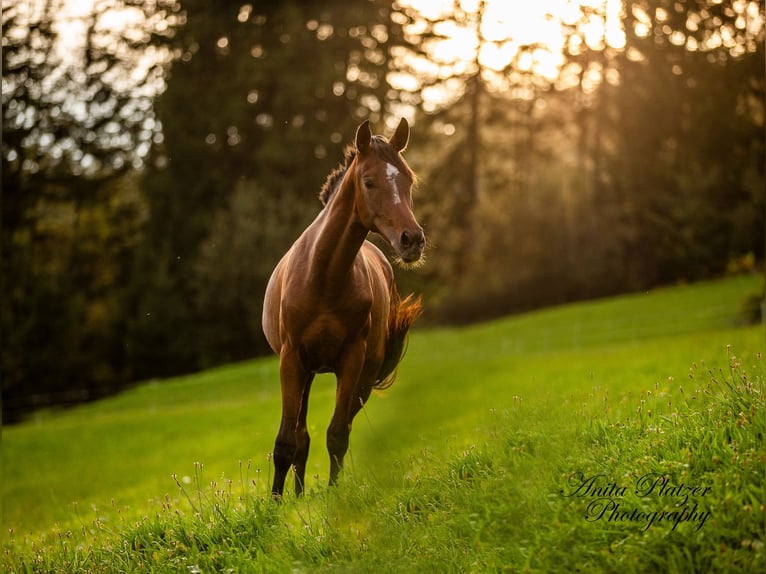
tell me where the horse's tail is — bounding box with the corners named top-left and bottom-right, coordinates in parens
top-left (375, 288), bottom-right (422, 390)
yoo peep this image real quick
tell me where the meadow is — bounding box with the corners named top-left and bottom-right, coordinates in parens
top-left (2, 273), bottom-right (764, 572)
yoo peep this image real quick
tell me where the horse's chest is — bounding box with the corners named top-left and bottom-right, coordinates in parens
top-left (280, 261), bottom-right (377, 372)
top-left (298, 312), bottom-right (365, 372)
top-left (300, 320), bottom-right (345, 372)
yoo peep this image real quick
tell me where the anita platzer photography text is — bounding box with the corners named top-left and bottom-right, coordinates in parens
top-left (563, 472), bottom-right (713, 531)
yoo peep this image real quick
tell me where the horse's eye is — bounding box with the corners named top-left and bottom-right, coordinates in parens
top-left (364, 178), bottom-right (375, 188)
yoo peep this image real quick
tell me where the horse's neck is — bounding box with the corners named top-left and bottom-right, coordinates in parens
top-left (310, 172), bottom-right (368, 291)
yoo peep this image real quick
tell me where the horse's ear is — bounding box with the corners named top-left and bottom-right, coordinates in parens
top-left (389, 117), bottom-right (409, 152)
top-left (355, 120), bottom-right (372, 154)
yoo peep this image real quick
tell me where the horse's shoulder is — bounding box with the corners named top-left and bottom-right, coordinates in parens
top-left (360, 241), bottom-right (393, 284)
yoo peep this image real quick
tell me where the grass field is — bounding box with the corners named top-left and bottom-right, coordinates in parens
top-left (2, 273), bottom-right (764, 572)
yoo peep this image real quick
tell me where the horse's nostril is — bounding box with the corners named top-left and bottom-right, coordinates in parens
top-left (401, 229), bottom-right (425, 251)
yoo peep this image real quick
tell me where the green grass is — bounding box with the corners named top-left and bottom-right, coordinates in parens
top-left (2, 273), bottom-right (764, 572)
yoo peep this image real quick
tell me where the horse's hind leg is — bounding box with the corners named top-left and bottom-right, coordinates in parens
top-left (293, 377), bottom-right (313, 496)
top-left (272, 347), bottom-right (312, 499)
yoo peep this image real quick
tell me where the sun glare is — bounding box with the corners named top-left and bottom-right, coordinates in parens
top-left (399, 0), bottom-right (626, 89)
top-left (53, 0), bottom-right (165, 62)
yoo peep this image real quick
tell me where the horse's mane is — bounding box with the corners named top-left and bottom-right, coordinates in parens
top-left (319, 145), bottom-right (356, 206)
top-left (318, 135), bottom-right (414, 206)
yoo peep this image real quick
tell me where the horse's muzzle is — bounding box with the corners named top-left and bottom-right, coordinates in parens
top-left (398, 228), bottom-right (426, 263)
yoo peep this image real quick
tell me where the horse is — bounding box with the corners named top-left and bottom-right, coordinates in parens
top-left (262, 118), bottom-right (425, 498)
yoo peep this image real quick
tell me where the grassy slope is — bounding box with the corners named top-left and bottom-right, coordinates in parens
top-left (2, 274), bottom-right (764, 571)
top-left (351, 274), bottom-right (763, 475)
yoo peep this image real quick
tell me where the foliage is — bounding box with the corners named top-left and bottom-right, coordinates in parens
top-left (2, 0), bottom-right (179, 177)
top-left (1, 173), bottom-right (150, 419)
top-left (192, 180), bottom-right (301, 367)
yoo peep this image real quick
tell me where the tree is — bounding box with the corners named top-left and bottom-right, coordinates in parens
top-left (2, 0), bottom-right (180, 420)
top-left (609, 0), bottom-right (764, 285)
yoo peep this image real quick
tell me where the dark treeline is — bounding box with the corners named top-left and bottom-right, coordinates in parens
top-left (2, 0), bottom-right (764, 422)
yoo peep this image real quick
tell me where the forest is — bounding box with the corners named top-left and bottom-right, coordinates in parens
top-left (2, 0), bottom-right (764, 422)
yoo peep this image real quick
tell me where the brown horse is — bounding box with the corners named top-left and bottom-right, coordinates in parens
top-left (262, 118), bottom-right (425, 498)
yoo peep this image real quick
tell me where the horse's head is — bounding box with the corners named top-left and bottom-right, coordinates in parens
top-left (353, 118), bottom-right (425, 266)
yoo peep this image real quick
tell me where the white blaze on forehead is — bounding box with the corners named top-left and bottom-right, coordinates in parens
top-left (385, 163), bottom-right (402, 204)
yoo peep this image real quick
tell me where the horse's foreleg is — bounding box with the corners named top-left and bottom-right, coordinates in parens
top-left (272, 347), bottom-right (312, 499)
top-left (327, 341), bottom-right (369, 486)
